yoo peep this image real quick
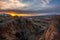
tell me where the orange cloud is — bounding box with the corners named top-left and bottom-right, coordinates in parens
top-left (0, 0), bottom-right (29, 10)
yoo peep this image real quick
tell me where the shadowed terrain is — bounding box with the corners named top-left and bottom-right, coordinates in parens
top-left (0, 16), bottom-right (60, 40)
top-left (39, 16), bottom-right (60, 40)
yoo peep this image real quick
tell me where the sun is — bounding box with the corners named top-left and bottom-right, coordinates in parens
top-left (7, 12), bottom-right (17, 16)
top-left (10, 14), bottom-right (16, 16)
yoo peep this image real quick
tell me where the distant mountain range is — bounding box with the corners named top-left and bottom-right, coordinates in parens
top-left (0, 9), bottom-right (60, 13)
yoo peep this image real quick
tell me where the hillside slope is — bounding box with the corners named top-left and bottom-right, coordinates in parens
top-left (0, 16), bottom-right (50, 40)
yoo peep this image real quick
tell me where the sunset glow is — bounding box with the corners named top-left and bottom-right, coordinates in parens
top-left (1, 12), bottom-right (59, 16)
top-left (7, 12), bottom-right (47, 16)
top-left (7, 12), bottom-right (31, 16)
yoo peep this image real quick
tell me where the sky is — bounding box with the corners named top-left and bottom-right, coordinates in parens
top-left (0, 0), bottom-right (60, 13)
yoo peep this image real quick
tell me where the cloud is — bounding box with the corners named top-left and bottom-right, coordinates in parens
top-left (0, 0), bottom-right (29, 10)
top-left (19, 0), bottom-right (53, 10)
top-left (0, 0), bottom-right (57, 11)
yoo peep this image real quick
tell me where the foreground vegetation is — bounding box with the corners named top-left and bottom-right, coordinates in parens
top-left (0, 15), bottom-right (60, 40)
